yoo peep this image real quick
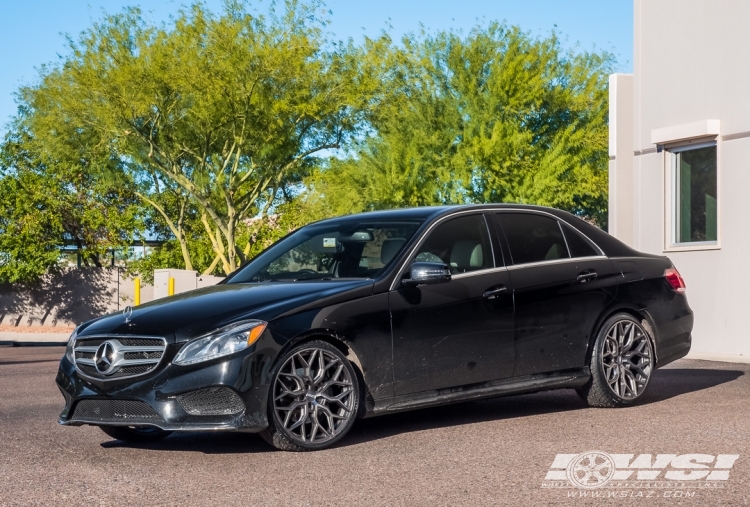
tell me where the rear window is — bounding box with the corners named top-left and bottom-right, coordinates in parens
top-left (495, 213), bottom-right (569, 265)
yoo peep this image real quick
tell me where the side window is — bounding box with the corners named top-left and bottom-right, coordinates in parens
top-left (496, 213), bottom-right (569, 265)
top-left (414, 215), bottom-right (493, 273)
top-left (561, 223), bottom-right (600, 258)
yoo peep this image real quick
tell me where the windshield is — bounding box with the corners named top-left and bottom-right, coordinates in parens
top-left (227, 220), bottom-right (423, 283)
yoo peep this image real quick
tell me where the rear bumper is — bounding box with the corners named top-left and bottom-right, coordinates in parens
top-left (55, 345), bottom-right (272, 433)
top-left (646, 292), bottom-right (694, 368)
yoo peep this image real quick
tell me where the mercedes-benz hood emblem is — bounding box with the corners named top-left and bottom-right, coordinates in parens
top-left (123, 306), bottom-right (133, 323)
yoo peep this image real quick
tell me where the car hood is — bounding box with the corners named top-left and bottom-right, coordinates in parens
top-left (78, 280), bottom-right (374, 342)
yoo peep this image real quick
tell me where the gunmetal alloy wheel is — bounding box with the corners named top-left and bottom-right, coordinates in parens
top-left (261, 340), bottom-right (360, 451)
top-left (601, 320), bottom-right (653, 399)
top-left (577, 313), bottom-right (654, 408)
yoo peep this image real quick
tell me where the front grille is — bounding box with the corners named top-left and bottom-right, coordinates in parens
top-left (71, 399), bottom-right (162, 423)
top-left (176, 387), bottom-right (246, 416)
top-left (77, 364), bottom-right (99, 377)
top-left (73, 336), bottom-right (167, 380)
top-left (124, 351), bottom-right (162, 360)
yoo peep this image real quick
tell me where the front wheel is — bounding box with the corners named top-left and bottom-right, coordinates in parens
top-left (260, 340), bottom-right (360, 451)
top-left (100, 425), bottom-right (172, 443)
top-left (577, 313), bottom-right (654, 407)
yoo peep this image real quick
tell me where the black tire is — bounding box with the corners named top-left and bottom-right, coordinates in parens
top-left (577, 313), bottom-right (654, 408)
top-left (260, 340), bottom-right (360, 452)
top-left (99, 425), bottom-right (172, 443)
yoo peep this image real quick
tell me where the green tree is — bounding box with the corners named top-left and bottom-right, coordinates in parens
top-left (18, 0), bottom-right (379, 273)
top-left (0, 129), bottom-right (143, 284)
top-left (310, 24), bottom-right (613, 226)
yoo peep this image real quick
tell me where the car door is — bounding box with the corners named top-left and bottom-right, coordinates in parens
top-left (492, 212), bottom-right (619, 377)
top-left (390, 213), bottom-right (515, 396)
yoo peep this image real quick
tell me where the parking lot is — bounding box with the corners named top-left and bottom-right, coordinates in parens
top-left (1, 345), bottom-right (748, 506)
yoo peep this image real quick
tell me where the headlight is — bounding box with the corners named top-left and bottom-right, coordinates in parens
top-left (64, 326), bottom-right (79, 363)
top-left (173, 320), bottom-right (267, 366)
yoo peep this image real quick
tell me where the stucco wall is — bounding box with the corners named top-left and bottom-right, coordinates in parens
top-left (610, 1), bottom-right (750, 360)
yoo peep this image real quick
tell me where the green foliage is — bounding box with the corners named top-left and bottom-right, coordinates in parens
top-left (1, 5), bottom-right (615, 285)
top-left (18, 0), bottom-right (379, 273)
top-left (0, 129), bottom-right (143, 284)
top-left (310, 24), bottom-right (613, 226)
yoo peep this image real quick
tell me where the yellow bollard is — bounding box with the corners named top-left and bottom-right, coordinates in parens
top-left (134, 278), bottom-right (141, 306)
top-left (168, 277), bottom-right (175, 296)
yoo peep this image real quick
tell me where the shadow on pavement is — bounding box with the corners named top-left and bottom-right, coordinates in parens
top-left (100, 367), bottom-right (742, 454)
top-left (100, 430), bottom-right (270, 454)
top-left (638, 367), bottom-right (744, 404)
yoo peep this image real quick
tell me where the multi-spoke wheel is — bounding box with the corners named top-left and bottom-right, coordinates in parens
top-left (577, 313), bottom-right (654, 407)
top-left (261, 340), bottom-right (360, 451)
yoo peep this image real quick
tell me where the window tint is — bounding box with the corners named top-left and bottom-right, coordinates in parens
top-left (496, 213), bottom-right (569, 265)
top-left (414, 215), bottom-right (493, 273)
top-left (562, 223), bottom-right (600, 258)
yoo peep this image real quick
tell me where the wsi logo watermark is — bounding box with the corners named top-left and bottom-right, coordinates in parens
top-left (541, 451), bottom-right (739, 498)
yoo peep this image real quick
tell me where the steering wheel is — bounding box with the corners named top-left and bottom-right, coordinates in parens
top-left (296, 269), bottom-right (319, 276)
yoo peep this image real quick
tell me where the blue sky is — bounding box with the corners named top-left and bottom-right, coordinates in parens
top-left (0, 1), bottom-right (632, 133)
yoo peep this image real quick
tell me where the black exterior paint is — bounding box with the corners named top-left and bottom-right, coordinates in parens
top-left (56, 204), bottom-right (693, 433)
top-left (390, 267), bottom-right (515, 395)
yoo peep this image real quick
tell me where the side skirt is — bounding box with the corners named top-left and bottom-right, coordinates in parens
top-left (365, 368), bottom-right (590, 417)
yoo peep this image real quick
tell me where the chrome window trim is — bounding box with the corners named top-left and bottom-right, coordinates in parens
top-left (73, 334), bottom-right (168, 382)
top-left (390, 207), bottom-right (607, 290)
top-left (451, 266), bottom-right (510, 280)
top-left (505, 255), bottom-right (608, 271)
top-left (558, 220), bottom-right (572, 258)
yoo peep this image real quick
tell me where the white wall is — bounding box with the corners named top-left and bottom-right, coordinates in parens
top-left (610, 0), bottom-right (750, 361)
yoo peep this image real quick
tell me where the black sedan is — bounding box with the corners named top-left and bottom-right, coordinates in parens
top-left (56, 205), bottom-right (693, 451)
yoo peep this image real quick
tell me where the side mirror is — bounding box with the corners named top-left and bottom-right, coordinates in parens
top-left (402, 262), bottom-right (451, 287)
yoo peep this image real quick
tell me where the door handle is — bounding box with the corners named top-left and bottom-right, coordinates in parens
top-left (577, 271), bottom-right (598, 283)
top-left (483, 286), bottom-right (507, 299)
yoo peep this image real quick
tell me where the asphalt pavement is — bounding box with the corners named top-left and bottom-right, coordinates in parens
top-left (1, 345), bottom-right (748, 506)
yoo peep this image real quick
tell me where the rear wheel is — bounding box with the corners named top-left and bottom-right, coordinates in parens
top-left (99, 425), bottom-right (172, 443)
top-left (577, 313), bottom-right (654, 407)
top-left (260, 340), bottom-right (360, 451)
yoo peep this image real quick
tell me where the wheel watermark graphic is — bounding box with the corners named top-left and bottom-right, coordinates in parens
top-left (566, 451), bottom-right (616, 489)
top-left (542, 451), bottom-right (740, 499)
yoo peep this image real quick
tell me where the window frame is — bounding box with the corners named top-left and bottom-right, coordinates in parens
top-left (663, 138), bottom-right (721, 252)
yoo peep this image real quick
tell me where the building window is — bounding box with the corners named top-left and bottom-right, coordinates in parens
top-left (670, 142), bottom-right (717, 245)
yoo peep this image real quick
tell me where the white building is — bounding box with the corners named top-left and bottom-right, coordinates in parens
top-left (609, 0), bottom-right (750, 362)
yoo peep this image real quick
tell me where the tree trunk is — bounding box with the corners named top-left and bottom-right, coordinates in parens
top-left (176, 230), bottom-right (193, 271)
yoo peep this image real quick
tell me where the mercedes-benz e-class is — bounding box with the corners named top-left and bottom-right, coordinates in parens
top-left (56, 205), bottom-right (693, 451)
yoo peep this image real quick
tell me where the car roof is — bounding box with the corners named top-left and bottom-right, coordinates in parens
top-left (314, 204), bottom-right (573, 224)
top-left (310, 204), bottom-right (644, 258)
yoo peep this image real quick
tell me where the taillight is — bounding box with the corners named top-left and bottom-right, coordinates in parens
top-left (664, 268), bottom-right (686, 292)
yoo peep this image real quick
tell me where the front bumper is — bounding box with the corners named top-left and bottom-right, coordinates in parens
top-left (56, 342), bottom-right (274, 433)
